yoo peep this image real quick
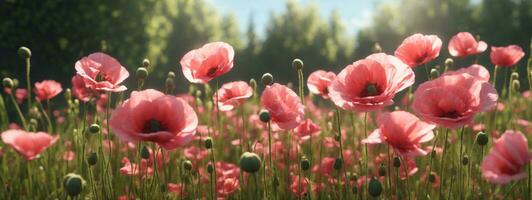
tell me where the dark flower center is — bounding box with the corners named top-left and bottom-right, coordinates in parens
top-left (360, 83), bottom-right (381, 97)
top-left (439, 110), bottom-right (461, 119)
top-left (207, 66), bottom-right (218, 76)
top-left (415, 52), bottom-right (428, 64)
top-left (142, 119), bottom-right (165, 133)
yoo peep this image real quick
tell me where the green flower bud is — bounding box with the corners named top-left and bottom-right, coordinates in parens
top-left (378, 164), bottom-right (386, 176)
top-left (207, 163), bottom-right (214, 174)
top-left (261, 73), bottom-right (273, 86)
top-left (430, 68), bottom-right (440, 79)
top-left (462, 155), bottom-right (469, 165)
top-left (512, 79), bottom-right (520, 91)
top-left (368, 177), bottom-right (383, 197)
top-left (141, 146), bottom-right (150, 159)
top-left (29, 118), bottom-right (38, 128)
top-left (89, 124), bottom-right (100, 134)
top-left (142, 58), bottom-right (150, 68)
top-left (475, 132), bottom-right (488, 146)
top-left (444, 58), bottom-right (453, 70)
top-left (259, 109), bottom-right (271, 122)
top-left (136, 67), bottom-right (148, 80)
top-left (333, 157), bottom-right (343, 170)
top-left (12, 79), bottom-right (19, 88)
top-left (64, 88), bottom-right (72, 100)
top-left (393, 157), bottom-right (401, 168)
top-left (87, 152), bottom-right (97, 166)
top-left (292, 59), bottom-right (304, 71)
top-left (183, 160), bottom-right (193, 171)
top-left (511, 72), bottom-right (519, 81)
top-left (167, 71), bottom-right (176, 79)
top-left (2, 77), bottom-right (13, 89)
top-left (165, 77), bottom-right (174, 89)
top-left (372, 43), bottom-right (382, 53)
top-left (300, 157), bottom-right (310, 171)
top-left (63, 173), bottom-right (85, 197)
top-left (18, 46), bottom-right (31, 58)
top-left (240, 152), bottom-right (262, 173)
top-left (204, 137), bottom-right (213, 149)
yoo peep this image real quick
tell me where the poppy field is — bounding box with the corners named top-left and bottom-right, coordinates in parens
top-left (0, 32), bottom-right (531, 200)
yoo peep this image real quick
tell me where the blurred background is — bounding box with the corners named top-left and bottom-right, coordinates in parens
top-left (0, 0), bottom-right (531, 91)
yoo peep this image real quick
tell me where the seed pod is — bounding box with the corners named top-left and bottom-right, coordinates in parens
top-left (259, 110), bottom-right (271, 122)
top-left (261, 73), bottom-right (273, 86)
top-left (63, 173), bottom-right (85, 197)
top-left (249, 78), bottom-right (257, 91)
top-left (393, 157), bottom-right (401, 168)
top-left (462, 155), bottom-right (469, 165)
top-left (207, 163), bottom-right (214, 174)
top-left (18, 46), bottom-right (31, 58)
top-left (183, 160), bottom-right (193, 171)
top-left (142, 58), bottom-right (150, 68)
top-left (430, 68), bottom-right (440, 79)
top-left (64, 88), bottom-right (72, 100)
top-left (368, 177), bottom-right (383, 197)
top-left (2, 78), bottom-right (13, 89)
top-left (475, 132), bottom-right (488, 146)
top-left (240, 152), bottom-right (261, 173)
top-left (141, 146), bottom-right (150, 159)
top-left (136, 67), bottom-right (148, 80)
top-left (372, 43), bottom-right (382, 53)
top-left (88, 124), bottom-right (100, 134)
top-left (428, 172), bottom-right (437, 183)
top-left (167, 71), bottom-right (176, 79)
top-left (378, 164), bottom-right (386, 176)
top-left (444, 58), bottom-right (453, 70)
top-left (333, 157), bottom-right (343, 170)
top-left (87, 152), bottom-right (97, 166)
top-left (204, 137), bottom-right (213, 149)
top-left (292, 59), bottom-right (304, 71)
top-left (300, 157), bottom-right (310, 171)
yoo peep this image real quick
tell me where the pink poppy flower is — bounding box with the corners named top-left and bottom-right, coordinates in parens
top-left (213, 81), bottom-right (252, 111)
top-left (1, 129), bottom-right (59, 160)
top-left (290, 175), bottom-right (311, 198)
top-left (109, 89), bottom-right (198, 150)
top-left (307, 70), bottom-right (336, 99)
top-left (490, 45), bottom-right (525, 67)
top-left (394, 33), bottom-right (442, 67)
top-left (448, 32), bottom-right (487, 57)
top-left (442, 64), bottom-right (490, 82)
top-left (75, 52), bottom-right (129, 92)
top-left (180, 42), bottom-right (235, 84)
top-left (261, 83), bottom-right (304, 130)
top-left (15, 89), bottom-right (28, 104)
top-left (34, 80), bottom-right (62, 101)
top-left (294, 119), bottom-right (321, 142)
top-left (481, 130), bottom-right (532, 184)
top-left (71, 75), bottom-right (93, 102)
top-left (167, 183), bottom-right (186, 196)
top-left (362, 111), bottom-right (435, 157)
top-left (412, 72), bottom-right (498, 129)
top-left (328, 53), bottom-right (415, 112)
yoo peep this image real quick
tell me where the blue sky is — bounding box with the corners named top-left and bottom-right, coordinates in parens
top-left (210, 0), bottom-right (386, 37)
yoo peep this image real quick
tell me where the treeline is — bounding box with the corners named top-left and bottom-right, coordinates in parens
top-left (0, 0), bottom-right (530, 90)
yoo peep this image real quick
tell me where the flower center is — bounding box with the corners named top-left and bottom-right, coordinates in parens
top-left (439, 110), bottom-right (461, 119)
top-left (143, 119), bottom-right (164, 133)
top-left (360, 83), bottom-right (381, 97)
top-left (207, 66), bottom-right (218, 76)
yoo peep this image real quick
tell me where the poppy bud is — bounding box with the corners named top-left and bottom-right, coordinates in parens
top-left (510, 72), bottom-right (519, 81)
top-left (29, 118), bottom-right (38, 128)
top-left (167, 71), bottom-right (176, 79)
top-left (444, 58), bottom-right (453, 70)
top-left (428, 172), bottom-right (437, 183)
top-left (12, 79), bottom-right (19, 88)
top-left (292, 59), bottom-right (304, 71)
top-left (475, 132), bottom-right (488, 146)
top-left (87, 152), bottom-right (97, 166)
top-left (249, 78), bottom-right (257, 91)
top-left (18, 46), bottom-right (31, 58)
top-left (259, 109), bottom-right (271, 122)
top-left (512, 80), bottom-right (520, 91)
top-left (64, 88), bottom-right (72, 100)
top-left (430, 68), bottom-right (440, 79)
top-left (165, 77), bottom-right (174, 89)
top-left (334, 134), bottom-right (341, 142)
top-left (372, 43), bottom-right (382, 53)
top-left (142, 58), bottom-right (150, 68)
top-left (333, 157), bottom-right (343, 170)
top-left (240, 152), bottom-right (261, 173)
top-left (207, 163), bottom-right (214, 174)
top-left (204, 137), bottom-right (213, 149)
top-left (89, 124), bottom-right (100, 134)
top-left (300, 157), bottom-right (310, 171)
top-left (2, 77), bottom-right (13, 89)
top-left (136, 67), bottom-right (148, 80)
top-left (378, 164), bottom-right (386, 176)
top-left (63, 173), bottom-right (85, 197)
top-left (368, 177), bottom-right (382, 197)
top-left (462, 155), bottom-right (469, 165)
top-left (183, 160), bottom-right (193, 171)
top-left (393, 157), bottom-right (401, 168)
top-left (261, 73), bottom-right (273, 86)
top-left (141, 146), bottom-right (150, 159)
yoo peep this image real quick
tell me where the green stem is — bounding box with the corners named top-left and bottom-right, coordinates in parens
top-left (458, 127), bottom-right (465, 200)
top-left (438, 128), bottom-right (449, 200)
top-left (25, 57), bottom-right (31, 114)
top-left (8, 93), bottom-right (28, 130)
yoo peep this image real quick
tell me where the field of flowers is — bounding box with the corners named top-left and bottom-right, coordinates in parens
top-left (0, 32), bottom-right (531, 200)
